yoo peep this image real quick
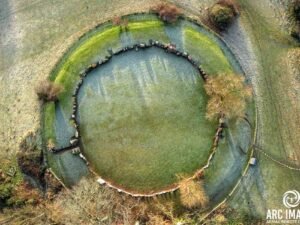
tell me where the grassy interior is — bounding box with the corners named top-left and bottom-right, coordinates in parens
top-left (78, 50), bottom-right (216, 192)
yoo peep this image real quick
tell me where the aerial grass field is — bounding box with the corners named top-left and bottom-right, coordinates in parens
top-left (0, 0), bottom-right (299, 224)
top-left (225, 0), bottom-right (300, 217)
top-left (43, 14), bottom-right (248, 192)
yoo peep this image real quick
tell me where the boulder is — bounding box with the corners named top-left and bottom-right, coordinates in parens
top-left (71, 147), bottom-right (81, 155)
top-left (75, 130), bottom-right (79, 138)
top-left (70, 137), bottom-right (79, 146)
top-left (97, 178), bottom-right (106, 185)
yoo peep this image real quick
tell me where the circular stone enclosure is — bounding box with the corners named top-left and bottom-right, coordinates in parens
top-left (44, 14), bottom-right (254, 198)
top-left (77, 46), bottom-right (216, 192)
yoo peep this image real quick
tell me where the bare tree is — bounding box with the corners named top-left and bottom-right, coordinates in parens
top-left (152, 3), bottom-right (181, 23)
top-left (204, 73), bottom-right (252, 121)
top-left (179, 179), bottom-right (209, 209)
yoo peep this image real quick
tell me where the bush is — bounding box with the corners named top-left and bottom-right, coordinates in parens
top-left (209, 4), bottom-right (234, 30)
top-left (291, 25), bottom-right (300, 41)
top-left (35, 80), bottom-right (62, 102)
top-left (17, 152), bottom-right (42, 179)
top-left (0, 158), bottom-right (41, 208)
top-left (179, 179), bottom-right (208, 209)
top-left (6, 181), bottom-right (41, 207)
top-left (112, 16), bottom-right (129, 31)
top-left (292, 0), bottom-right (300, 21)
top-left (204, 73), bottom-right (252, 121)
top-left (209, 0), bottom-right (239, 30)
top-left (218, 0), bottom-right (239, 16)
top-left (153, 3), bottom-right (181, 23)
top-left (17, 132), bottom-right (43, 181)
top-left (46, 178), bottom-right (148, 224)
top-left (289, 0), bottom-right (300, 41)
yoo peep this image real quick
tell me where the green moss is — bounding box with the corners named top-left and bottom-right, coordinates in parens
top-left (183, 27), bottom-right (232, 74)
top-left (0, 184), bottom-right (12, 200)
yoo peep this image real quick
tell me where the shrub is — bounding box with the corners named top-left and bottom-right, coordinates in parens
top-left (1, 205), bottom-right (49, 224)
top-left (204, 73), bottom-right (252, 121)
top-left (291, 25), bottom-right (300, 41)
top-left (218, 0), bottom-right (239, 16)
top-left (153, 3), bottom-right (181, 23)
top-left (209, 4), bottom-right (234, 30)
top-left (179, 179), bottom-right (208, 209)
top-left (209, 0), bottom-right (239, 30)
top-left (17, 132), bottom-right (43, 180)
top-left (112, 16), bottom-right (129, 31)
top-left (35, 80), bottom-right (62, 102)
top-left (289, 0), bottom-right (300, 41)
top-left (46, 178), bottom-right (148, 224)
top-left (7, 181), bottom-right (41, 206)
top-left (0, 159), bottom-right (41, 208)
top-left (292, 0), bottom-right (300, 21)
top-left (17, 152), bottom-right (41, 179)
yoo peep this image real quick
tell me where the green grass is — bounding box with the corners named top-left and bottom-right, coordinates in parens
top-left (78, 52), bottom-right (217, 192)
top-left (54, 26), bottom-right (121, 114)
top-left (43, 102), bottom-right (56, 143)
top-left (128, 20), bottom-right (170, 43)
top-left (0, 158), bottom-right (24, 207)
top-left (183, 27), bottom-right (233, 74)
top-left (224, 0), bottom-right (300, 215)
top-left (52, 19), bottom-right (169, 115)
